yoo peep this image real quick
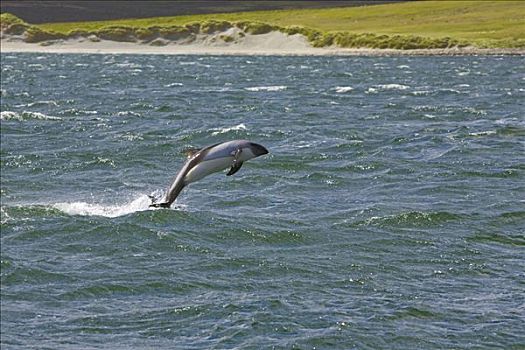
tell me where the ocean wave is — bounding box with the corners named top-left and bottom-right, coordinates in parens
top-left (3, 154), bottom-right (39, 169)
top-left (468, 130), bottom-right (497, 137)
top-left (387, 306), bottom-right (438, 320)
top-left (0, 206), bottom-right (11, 225)
top-left (116, 111), bottom-right (142, 118)
top-left (411, 90), bottom-right (432, 96)
top-left (496, 125), bottom-right (525, 137)
top-left (469, 232), bottom-right (524, 247)
top-left (27, 64), bottom-right (45, 69)
top-left (116, 62), bottom-right (143, 69)
top-left (245, 86), bottom-right (287, 92)
top-left (0, 111), bottom-right (62, 121)
top-left (1, 205), bottom-right (64, 224)
top-left (339, 211), bottom-right (464, 228)
top-left (211, 123), bottom-right (247, 135)
top-left (59, 108), bottom-right (98, 117)
top-left (334, 86), bottom-right (354, 93)
top-left (14, 100), bottom-right (59, 108)
top-left (438, 88), bottom-right (465, 95)
top-left (462, 107), bottom-right (487, 116)
top-left (58, 281), bottom-right (195, 300)
top-left (119, 132), bottom-right (144, 141)
top-left (376, 84), bottom-right (410, 90)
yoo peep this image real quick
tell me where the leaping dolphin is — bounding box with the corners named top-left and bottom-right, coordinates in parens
top-left (150, 140), bottom-right (269, 208)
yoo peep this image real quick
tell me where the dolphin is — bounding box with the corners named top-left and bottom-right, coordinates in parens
top-left (150, 140), bottom-right (269, 208)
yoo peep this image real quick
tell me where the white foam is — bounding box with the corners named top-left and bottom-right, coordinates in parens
top-left (179, 61), bottom-right (197, 65)
top-left (14, 100), bottom-right (59, 108)
top-left (245, 86), bottom-right (287, 92)
top-left (411, 90), bottom-right (431, 96)
top-left (0, 111), bottom-right (19, 120)
top-left (120, 132), bottom-right (144, 141)
top-left (334, 86), bottom-right (354, 93)
top-left (376, 84), bottom-right (410, 90)
top-left (115, 62), bottom-right (142, 69)
top-left (53, 195), bottom-right (152, 218)
top-left (468, 130), bottom-right (496, 137)
top-left (0, 206), bottom-right (11, 225)
top-left (0, 111), bottom-right (62, 121)
top-left (211, 123), bottom-right (247, 135)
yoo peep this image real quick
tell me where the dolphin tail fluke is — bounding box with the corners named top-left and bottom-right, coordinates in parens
top-left (149, 201), bottom-right (171, 208)
top-left (148, 194), bottom-right (171, 208)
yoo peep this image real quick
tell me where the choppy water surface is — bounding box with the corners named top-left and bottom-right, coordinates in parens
top-left (1, 53), bottom-right (524, 349)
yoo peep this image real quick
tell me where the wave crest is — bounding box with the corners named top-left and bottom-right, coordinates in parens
top-left (376, 84), bottom-right (410, 90)
top-left (334, 86), bottom-right (354, 93)
top-left (211, 123), bottom-right (247, 135)
top-left (245, 85), bottom-right (287, 92)
top-left (0, 111), bottom-right (62, 121)
top-left (338, 211), bottom-right (464, 229)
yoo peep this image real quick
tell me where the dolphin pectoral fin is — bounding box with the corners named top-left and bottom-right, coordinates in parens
top-left (226, 149), bottom-right (243, 176)
top-left (227, 161), bottom-right (243, 176)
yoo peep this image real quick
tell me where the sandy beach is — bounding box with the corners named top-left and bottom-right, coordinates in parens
top-left (2, 1), bottom-right (523, 57)
top-left (2, 31), bottom-right (524, 56)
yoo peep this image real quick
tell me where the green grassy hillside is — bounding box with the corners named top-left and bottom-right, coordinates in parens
top-left (2, 1), bottom-right (524, 49)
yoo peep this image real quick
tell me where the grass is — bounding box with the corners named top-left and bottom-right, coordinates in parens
top-left (2, 1), bottom-right (524, 49)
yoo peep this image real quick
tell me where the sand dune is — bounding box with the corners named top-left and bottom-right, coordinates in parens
top-left (1, 30), bottom-right (523, 56)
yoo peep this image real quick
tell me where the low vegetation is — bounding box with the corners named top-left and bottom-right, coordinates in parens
top-left (2, 1), bottom-right (524, 49)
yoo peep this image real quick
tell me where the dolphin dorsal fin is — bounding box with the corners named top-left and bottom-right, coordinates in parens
top-left (183, 148), bottom-right (201, 159)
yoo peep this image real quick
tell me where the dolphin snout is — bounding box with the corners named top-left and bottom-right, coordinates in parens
top-left (250, 142), bottom-right (269, 157)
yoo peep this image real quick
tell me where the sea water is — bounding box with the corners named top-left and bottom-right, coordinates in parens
top-left (1, 53), bottom-right (524, 349)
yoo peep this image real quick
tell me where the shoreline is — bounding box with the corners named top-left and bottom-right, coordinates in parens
top-left (2, 40), bottom-right (524, 57)
top-left (2, 2), bottom-right (524, 57)
top-left (2, 31), bottom-right (524, 57)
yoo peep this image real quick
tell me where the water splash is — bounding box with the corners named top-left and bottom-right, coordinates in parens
top-left (53, 195), bottom-right (153, 218)
top-left (211, 123), bottom-right (247, 135)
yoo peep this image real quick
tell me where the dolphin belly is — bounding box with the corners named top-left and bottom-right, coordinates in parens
top-left (184, 157), bottom-right (233, 183)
